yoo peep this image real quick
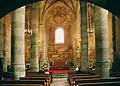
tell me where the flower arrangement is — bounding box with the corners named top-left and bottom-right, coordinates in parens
top-left (40, 60), bottom-right (50, 71)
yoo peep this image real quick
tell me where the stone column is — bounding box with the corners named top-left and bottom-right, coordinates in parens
top-left (38, 25), bottom-right (44, 58)
top-left (0, 18), bottom-right (4, 72)
top-left (38, 25), bottom-right (44, 70)
top-left (43, 30), bottom-right (47, 59)
top-left (3, 14), bottom-right (11, 72)
top-left (94, 5), bottom-right (110, 78)
top-left (113, 16), bottom-right (120, 72)
top-left (73, 2), bottom-right (81, 67)
top-left (11, 6), bottom-right (25, 79)
top-left (111, 15), bottom-right (117, 72)
top-left (108, 12), bottom-right (113, 70)
top-left (30, 3), bottom-right (39, 72)
top-left (80, 1), bottom-right (89, 72)
top-left (38, 1), bottom-right (44, 62)
top-left (115, 17), bottom-right (120, 56)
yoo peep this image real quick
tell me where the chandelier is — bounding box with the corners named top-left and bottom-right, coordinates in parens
top-left (88, 28), bottom-right (94, 34)
top-left (25, 16), bottom-right (32, 35)
top-left (25, 29), bottom-right (32, 35)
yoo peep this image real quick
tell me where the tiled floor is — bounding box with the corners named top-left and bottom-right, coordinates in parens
top-left (51, 78), bottom-right (69, 86)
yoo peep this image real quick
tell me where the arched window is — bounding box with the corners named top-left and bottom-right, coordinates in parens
top-left (55, 27), bottom-right (64, 44)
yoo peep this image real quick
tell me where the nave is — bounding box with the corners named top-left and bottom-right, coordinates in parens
top-left (51, 78), bottom-right (69, 86)
top-left (1, 0), bottom-right (120, 86)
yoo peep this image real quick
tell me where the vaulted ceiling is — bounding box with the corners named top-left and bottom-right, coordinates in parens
top-left (41, 0), bottom-right (77, 16)
top-left (0, 0), bottom-right (120, 18)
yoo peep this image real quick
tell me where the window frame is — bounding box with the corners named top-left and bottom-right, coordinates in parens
top-left (55, 27), bottom-right (64, 44)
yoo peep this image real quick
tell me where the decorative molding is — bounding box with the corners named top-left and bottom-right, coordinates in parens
top-left (52, 6), bottom-right (67, 24)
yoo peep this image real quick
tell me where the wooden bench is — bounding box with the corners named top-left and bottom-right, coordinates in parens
top-left (0, 80), bottom-right (46, 86)
top-left (110, 72), bottom-right (120, 75)
top-left (0, 72), bottom-right (13, 79)
top-left (69, 75), bottom-right (100, 79)
top-left (68, 73), bottom-right (92, 77)
top-left (110, 73), bottom-right (120, 77)
top-left (26, 72), bottom-right (51, 78)
top-left (0, 84), bottom-right (43, 86)
top-left (20, 77), bottom-right (50, 86)
top-left (69, 75), bottom-right (100, 86)
top-left (26, 72), bottom-right (52, 82)
top-left (68, 74), bottom-right (95, 81)
top-left (78, 81), bottom-right (120, 86)
top-left (26, 73), bottom-right (50, 77)
top-left (74, 77), bottom-right (120, 86)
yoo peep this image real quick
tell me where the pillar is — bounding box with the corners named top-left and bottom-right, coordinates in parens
top-left (43, 29), bottom-right (47, 59)
top-left (115, 17), bottom-right (120, 55)
top-left (38, 1), bottom-right (44, 65)
top-left (11, 6), bottom-right (25, 79)
top-left (108, 12), bottom-right (113, 70)
top-left (94, 5), bottom-right (110, 78)
top-left (3, 14), bottom-right (11, 72)
top-left (0, 18), bottom-right (4, 72)
top-left (38, 25), bottom-right (44, 58)
top-left (111, 15), bottom-right (117, 72)
top-left (80, 1), bottom-right (89, 72)
top-left (73, 2), bottom-right (81, 67)
top-left (30, 3), bottom-right (39, 72)
top-left (113, 16), bottom-right (120, 72)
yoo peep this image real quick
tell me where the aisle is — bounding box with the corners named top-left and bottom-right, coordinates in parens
top-left (51, 78), bottom-right (69, 86)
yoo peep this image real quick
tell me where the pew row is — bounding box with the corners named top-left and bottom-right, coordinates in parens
top-left (68, 75), bottom-right (100, 86)
top-left (0, 80), bottom-right (46, 86)
top-left (20, 77), bottom-right (50, 86)
top-left (74, 77), bottom-right (120, 86)
top-left (0, 84), bottom-right (43, 86)
top-left (26, 72), bottom-right (52, 83)
top-left (78, 81), bottom-right (120, 86)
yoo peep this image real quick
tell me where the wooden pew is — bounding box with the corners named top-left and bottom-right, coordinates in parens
top-left (75, 77), bottom-right (120, 83)
top-left (69, 75), bottom-right (100, 86)
top-left (26, 72), bottom-right (52, 83)
top-left (69, 75), bottom-right (100, 79)
top-left (0, 84), bottom-right (43, 86)
top-left (110, 72), bottom-right (120, 77)
top-left (0, 72), bottom-right (13, 79)
top-left (68, 73), bottom-right (91, 77)
top-left (110, 72), bottom-right (120, 75)
top-left (68, 74), bottom-right (97, 81)
top-left (74, 77), bottom-right (120, 86)
top-left (68, 73), bottom-right (92, 82)
top-left (20, 77), bottom-right (50, 86)
top-left (0, 80), bottom-right (46, 86)
top-left (26, 73), bottom-right (50, 78)
top-left (26, 72), bottom-right (51, 78)
top-left (78, 81), bottom-right (120, 86)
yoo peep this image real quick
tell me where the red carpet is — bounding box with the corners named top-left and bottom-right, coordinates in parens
top-left (48, 70), bottom-right (69, 74)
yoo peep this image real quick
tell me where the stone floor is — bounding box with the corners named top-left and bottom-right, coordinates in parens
top-left (51, 78), bottom-right (69, 86)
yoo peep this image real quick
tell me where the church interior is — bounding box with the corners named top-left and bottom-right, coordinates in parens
top-left (0, 0), bottom-right (120, 86)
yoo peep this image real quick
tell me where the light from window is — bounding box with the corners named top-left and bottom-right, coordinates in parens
top-left (55, 27), bottom-right (64, 44)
